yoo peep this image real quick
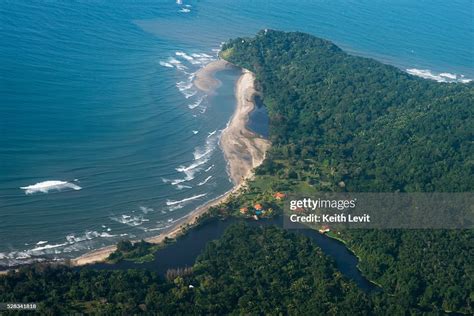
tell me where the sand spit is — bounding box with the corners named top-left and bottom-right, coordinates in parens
top-left (48, 60), bottom-right (270, 268)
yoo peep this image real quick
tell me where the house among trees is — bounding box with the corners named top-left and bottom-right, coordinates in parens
top-left (273, 192), bottom-right (286, 200)
top-left (319, 225), bottom-right (331, 234)
top-left (239, 202), bottom-right (272, 219)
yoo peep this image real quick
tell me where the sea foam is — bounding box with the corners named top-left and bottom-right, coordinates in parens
top-left (198, 176), bottom-right (212, 186)
top-left (111, 214), bottom-right (149, 227)
top-left (188, 96), bottom-right (205, 109)
top-left (166, 193), bottom-right (207, 206)
top-left (170, 131), bottom-right (221, 185)
top-left (20, 180), bottom-right (82, 194)
top-left (406, 68), bottom-right (472, 83)
top-left (159, 61), bottom-right (174, 68)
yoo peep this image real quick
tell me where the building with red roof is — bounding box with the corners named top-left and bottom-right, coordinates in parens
top-left (273, 192), bottom-right (286, 200)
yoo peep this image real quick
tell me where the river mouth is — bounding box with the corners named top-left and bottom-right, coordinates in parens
top-left (87, 216), bottom-right (380, 293)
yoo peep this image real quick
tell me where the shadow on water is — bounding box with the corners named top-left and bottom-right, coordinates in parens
top-left (88, 216), bottom-right (380, 293)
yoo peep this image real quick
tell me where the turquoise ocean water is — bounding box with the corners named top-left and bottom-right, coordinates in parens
top-left (0, 0), bottom-right (472, 266)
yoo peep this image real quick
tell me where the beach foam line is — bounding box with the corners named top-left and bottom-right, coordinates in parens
top-left (145, 225), bottom-right (172, 232)
top-left (166, 193), bottom-right (207, 206)
top-left (1, 227), bottom-right (123, 266)
top-left (20, 180), bottom-right (82, 194)
top-left (406, 68), bottom-right (472, 83)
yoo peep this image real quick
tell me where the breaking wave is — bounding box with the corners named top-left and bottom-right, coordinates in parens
top-left (176, 51), bottom-right (199, 64)
top-left (176, 73), bottom-right (197, 98)
top-left (198, 176), bottom-right (212, 186)
top-left (166, 193), bottom-right (207, 206)
top-left (30, 242), bottom-right (68, 252)
top-left (188, 95), bottom-right (205, 109)
top-left (406, 68), bottom-right (472, 83)
top-left (66, 230), bottom-right (117, 244)
top-left (176, 80), bottom-right (193, 91)
top-left (165, 130), bottom-right (221, 186)
top-left (159, 61), bottom-right (174, 68)
top-left (164, 57), bottom-right (188, 71)
top-left (20, 180), bottom-right (82, 194)
top-left (176, 184), bottom-right (192, 190)
top-left (204, 165), bottom-right (214, 172)
top-left (0, 229), bottom-right (118, 266)
top-left (111, 214), bottom-right (149, 227)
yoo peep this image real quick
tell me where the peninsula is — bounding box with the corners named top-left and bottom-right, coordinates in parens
top-left (2, 31), bottom-right (472, 315)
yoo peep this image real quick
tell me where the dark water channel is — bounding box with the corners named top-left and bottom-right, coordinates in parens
top-left (89, 217), bottom-right (379, 292)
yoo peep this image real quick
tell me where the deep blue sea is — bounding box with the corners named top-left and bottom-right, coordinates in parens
top-left (0, 0), bottom-right (472, 266)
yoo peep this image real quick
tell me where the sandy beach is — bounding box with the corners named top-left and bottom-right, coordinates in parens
top-left (193, 59), bottom-right (235, 93)
top-left (220, 69), bottom-right (271, 184)
top-left (69, 59), bottom-right (270, 267)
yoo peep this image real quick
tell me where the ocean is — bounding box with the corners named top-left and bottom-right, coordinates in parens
top-left (0, 0), bottom-right (472, 266)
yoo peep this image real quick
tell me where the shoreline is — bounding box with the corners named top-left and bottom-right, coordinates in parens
top-left (68, 59), bottom-right (270, 268)
top-left (1, 59), bottom-right (270, 272)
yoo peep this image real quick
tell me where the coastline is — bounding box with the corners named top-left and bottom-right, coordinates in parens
top-left (69, 59), bottom-right (270, 267)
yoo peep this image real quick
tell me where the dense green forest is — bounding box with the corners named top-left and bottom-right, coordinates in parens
top-left (221, 30), bottom-right (473, 314)
top-left (1, 225), bottom-right (376, 315)
top-left (1, 30), bottom-right (472, 314)
top-left (222, 30), bottom-right (473, 192)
